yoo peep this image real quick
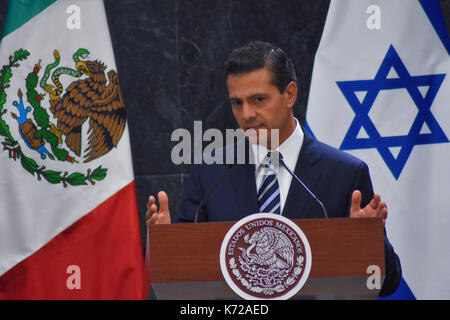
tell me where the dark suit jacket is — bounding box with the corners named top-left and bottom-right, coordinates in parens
top-left (177, 129), bottom-right (401, 296)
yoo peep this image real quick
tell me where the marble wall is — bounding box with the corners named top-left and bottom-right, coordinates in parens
top-left (102, 0), bottom-right (330, 245)
top-left (1, 0), bottom-right (449, 248)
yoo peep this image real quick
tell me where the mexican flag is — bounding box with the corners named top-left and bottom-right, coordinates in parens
top-left (0, 0), bottom-right (145, 299)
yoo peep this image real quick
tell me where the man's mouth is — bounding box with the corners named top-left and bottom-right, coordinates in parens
top-left (244, 125), bottom-right (272, 146)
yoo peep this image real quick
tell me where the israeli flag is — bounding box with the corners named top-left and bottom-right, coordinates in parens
top-left (306, 0), bottom-right (450, 299)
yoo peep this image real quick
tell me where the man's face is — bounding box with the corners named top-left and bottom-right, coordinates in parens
top-left (227, 67), bottom-right (297, 148)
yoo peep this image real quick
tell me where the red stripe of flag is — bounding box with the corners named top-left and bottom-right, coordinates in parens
top-left (0, 181), bottom-right (145, 300)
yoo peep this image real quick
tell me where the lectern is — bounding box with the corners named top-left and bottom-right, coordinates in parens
top-left (146, 218), bottom-right (385, 299)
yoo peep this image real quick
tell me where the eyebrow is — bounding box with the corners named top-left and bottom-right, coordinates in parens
top-left (229, 93), bottom-right (267, 100)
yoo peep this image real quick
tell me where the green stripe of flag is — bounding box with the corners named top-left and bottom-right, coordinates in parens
top-left (2, 0), bottom-right (57, 39)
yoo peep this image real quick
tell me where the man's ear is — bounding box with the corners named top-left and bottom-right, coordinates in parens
top-left (284, 81), bottom-right (298, 109)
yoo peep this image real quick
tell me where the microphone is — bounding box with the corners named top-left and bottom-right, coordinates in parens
top-left (276, 152), bottom-right (328, 219)
top-left (193, 163), bottom-right (233, 223)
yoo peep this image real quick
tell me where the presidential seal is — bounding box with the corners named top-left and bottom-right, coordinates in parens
top-left (220, 213), bottom-right (312, 300)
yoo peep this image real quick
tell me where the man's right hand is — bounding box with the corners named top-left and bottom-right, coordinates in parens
top-left (146, 191), bottom-right (171, 227)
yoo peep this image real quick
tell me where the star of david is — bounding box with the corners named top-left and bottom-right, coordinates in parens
top-left (337, 45), bottom-right (448, 179)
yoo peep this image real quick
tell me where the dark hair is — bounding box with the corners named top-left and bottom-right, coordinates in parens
top-left (223, 41), bottom-right (297, 93)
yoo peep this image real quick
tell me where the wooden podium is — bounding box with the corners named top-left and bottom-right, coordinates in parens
top-left (147, 218), bottom-right (385, 300)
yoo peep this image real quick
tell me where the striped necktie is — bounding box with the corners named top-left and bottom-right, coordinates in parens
top-left (257, 153), bottom-right (281, 214)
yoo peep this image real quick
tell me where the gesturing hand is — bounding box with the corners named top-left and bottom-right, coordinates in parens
top-left (146, 191), bottom-right (171, 227)
top-left (350, 190), bottom-right (388, 225)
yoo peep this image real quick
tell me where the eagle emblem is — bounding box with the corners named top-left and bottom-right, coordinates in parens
top-left (44, 49), bottom-right (126, 163)
top-left (241, 227), bottom-right (294, 271)
top-left (0, 48), bottom-right (126, 187)
top-left (220, 214), bottom-right (312, 300)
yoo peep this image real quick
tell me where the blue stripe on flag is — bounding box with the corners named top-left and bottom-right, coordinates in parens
top-left (378, 277), bottom-right (416, 300)
top-left (418, 0), bottom-right (450, 55)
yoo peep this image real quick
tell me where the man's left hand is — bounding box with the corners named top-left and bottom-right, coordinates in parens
top-left (350, 190), bottom-right (388, 224)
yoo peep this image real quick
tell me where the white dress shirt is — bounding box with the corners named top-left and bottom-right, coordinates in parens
top-left (251, 118), bottom-right (304, 213)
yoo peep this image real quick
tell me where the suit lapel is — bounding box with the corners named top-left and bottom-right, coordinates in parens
top-left (228, 139), bottom-right (259, 219)
top-left (228, 131), bottom-right (323, 220)
top-left (283, 129), bottom-right (323, 219)
top-left (229, 163), bottom-right (259, 218)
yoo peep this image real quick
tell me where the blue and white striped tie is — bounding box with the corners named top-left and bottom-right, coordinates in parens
top-left (257, 153), bottom-right (281, 214)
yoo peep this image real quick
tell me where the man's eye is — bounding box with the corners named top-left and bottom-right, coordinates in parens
top-left (230, 100), bottom-right (242, 107)
top-left (255, 96), bottom-right (265, 103)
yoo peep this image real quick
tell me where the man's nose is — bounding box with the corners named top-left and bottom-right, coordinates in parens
top-left (241, 102), bottom-right (256, 121)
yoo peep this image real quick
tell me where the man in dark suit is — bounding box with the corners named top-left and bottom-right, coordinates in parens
top-left (146, 41), bottom-right (401, 296)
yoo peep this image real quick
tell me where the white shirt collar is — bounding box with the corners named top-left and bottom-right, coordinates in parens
top-left (251, 118), bottom-right (304, 172)
top-left (251, 118), bottom-right (304, 214)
